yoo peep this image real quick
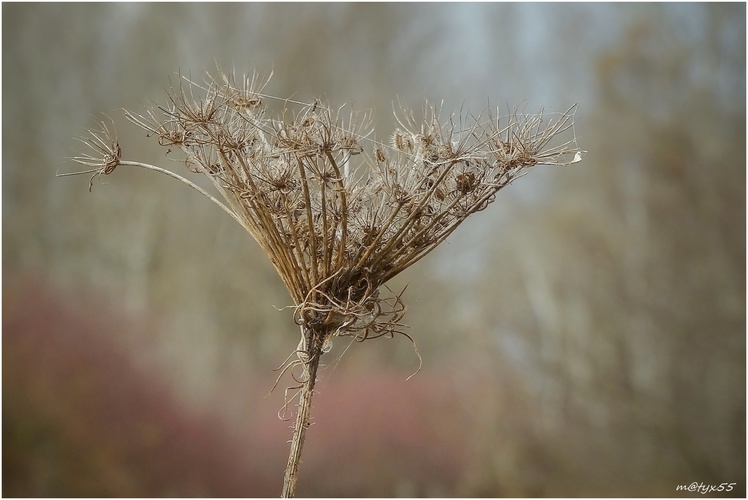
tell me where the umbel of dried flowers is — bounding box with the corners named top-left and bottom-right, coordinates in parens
top-left (66, 69), bottom-right (582, 497)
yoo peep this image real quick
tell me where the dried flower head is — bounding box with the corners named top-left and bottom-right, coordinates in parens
top-left (64, 68), bottom-right (583, 497)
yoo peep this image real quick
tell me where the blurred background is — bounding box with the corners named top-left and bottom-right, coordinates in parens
top-left (3, 3), bottom-right (745, 497)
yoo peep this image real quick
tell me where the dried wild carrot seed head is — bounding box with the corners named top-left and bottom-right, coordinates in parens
top-left (70, 69), bottom-right (583, 365)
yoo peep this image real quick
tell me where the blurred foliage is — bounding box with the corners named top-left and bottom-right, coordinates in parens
top-left (3, 3), bottom-right (745, 497)
top-left (3, 276), bottom-right (280, 497)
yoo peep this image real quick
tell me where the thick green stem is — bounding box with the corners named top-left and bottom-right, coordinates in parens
top-left (281, 328), bottom-right (324, 498)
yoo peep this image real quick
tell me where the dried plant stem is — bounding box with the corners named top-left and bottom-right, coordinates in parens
top-left (58, 159), bottom-right (243, 226)
top-left (119, 161), bottom-right (244, 226)
top-left (67, 69), bottom-right (583, 497)
top-left (282, 327), bottom-right (325, 498)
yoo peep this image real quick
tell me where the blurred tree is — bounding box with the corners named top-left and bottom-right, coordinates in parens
top-left (459, 3), bottom-right (745, 495)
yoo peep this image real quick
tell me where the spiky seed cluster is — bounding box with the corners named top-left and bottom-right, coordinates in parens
top-left (72, 70), bottom-right (582, 361)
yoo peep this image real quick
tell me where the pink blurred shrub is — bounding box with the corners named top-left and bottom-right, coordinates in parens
top-left (3, 276), bottom-right (278, 497)
top-left (4, 275), bottom-right (499, 497)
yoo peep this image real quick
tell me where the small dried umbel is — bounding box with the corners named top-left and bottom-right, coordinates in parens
top-left (65, 69), bottom-right (582, 497)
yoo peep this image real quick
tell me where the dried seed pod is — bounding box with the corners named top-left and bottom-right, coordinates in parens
top-left (455, 172), bottom-right (477, 194)
top-left (234, 94), bottom-right (263, 110)
top-left (391, 129), bottom-right (414, 152)
top-left (374, 148), bottom-right (387, 163)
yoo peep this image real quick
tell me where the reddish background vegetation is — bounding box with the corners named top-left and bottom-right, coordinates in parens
top-left (5, 271), bottom-right (744, 497)
top-left (3, 276), bottom-right (283, 497)
top-left (3, 275), bottom-right (490, 497)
